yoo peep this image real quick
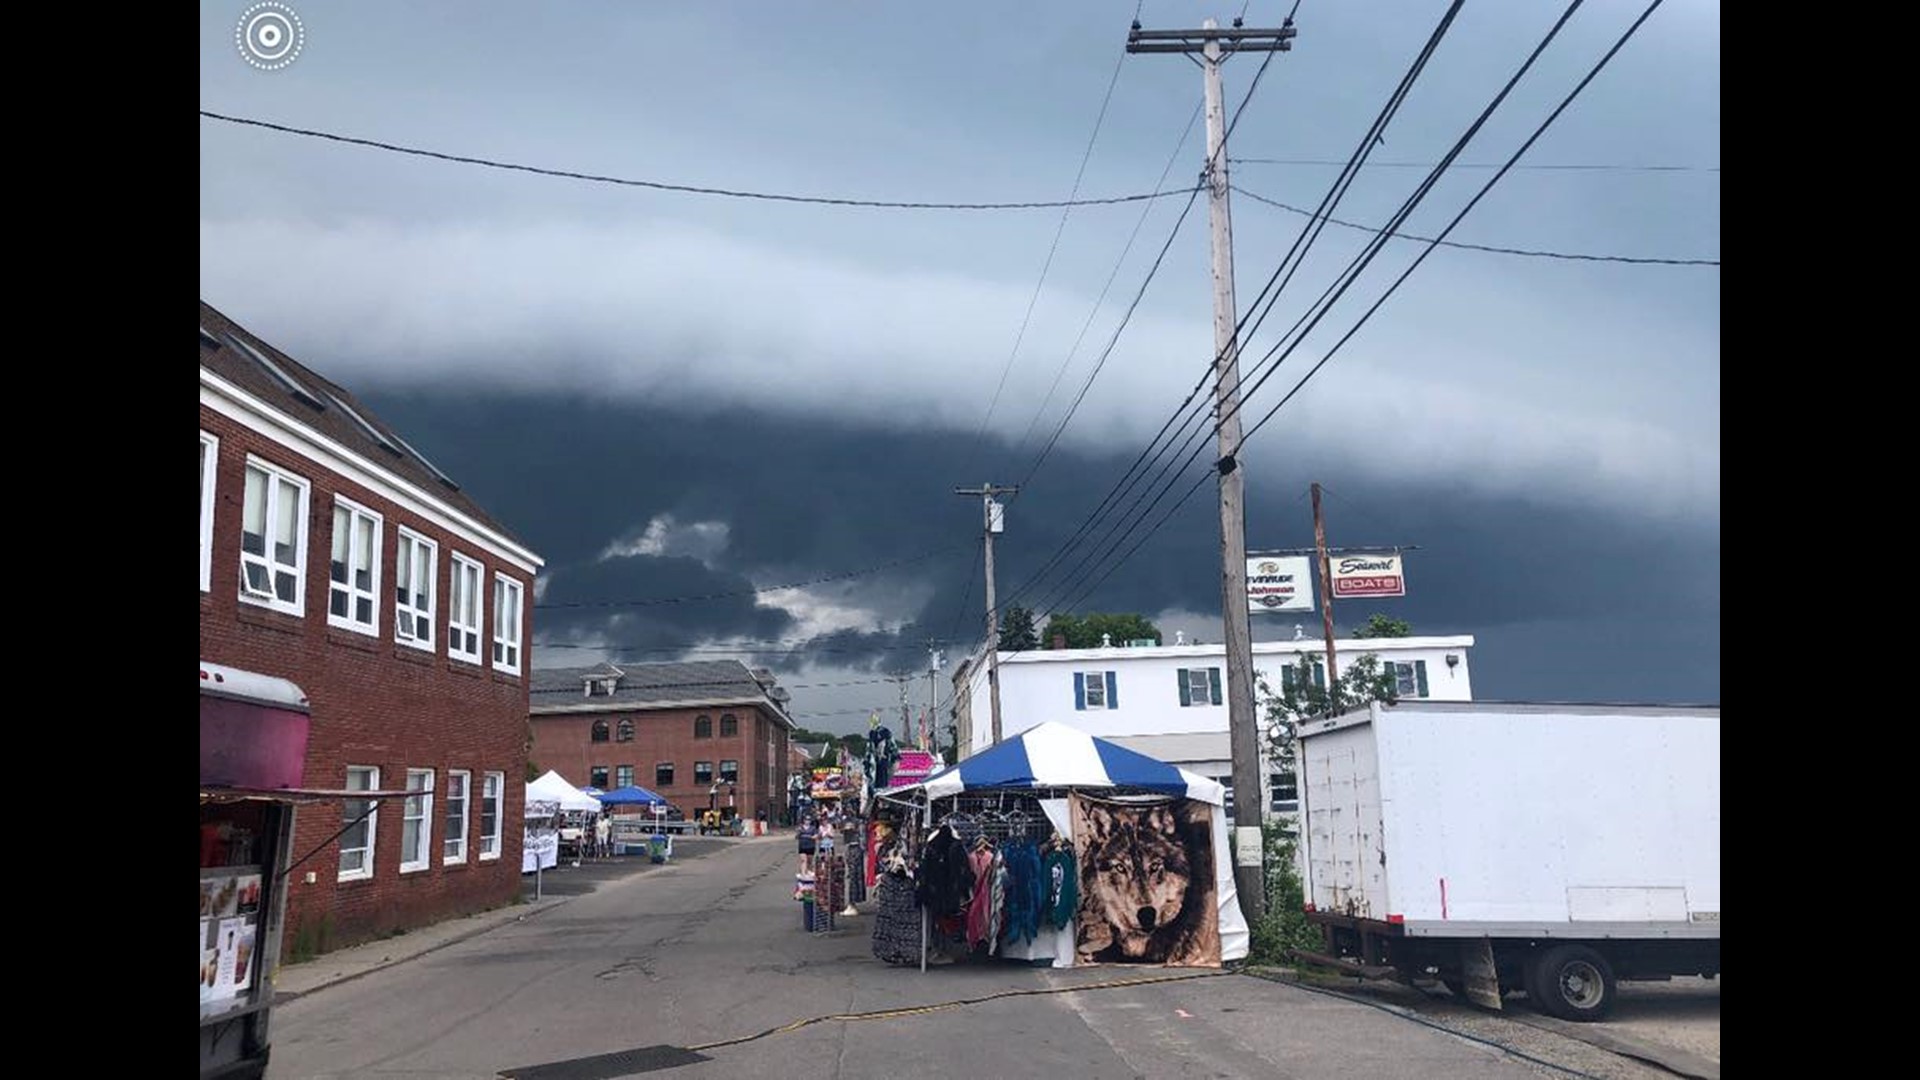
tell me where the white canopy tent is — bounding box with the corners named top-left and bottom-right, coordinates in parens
top-left (527, 769), bottom-right (602, 813)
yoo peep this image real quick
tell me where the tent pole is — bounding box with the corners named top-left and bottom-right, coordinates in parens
top-left (920, 793), bottom-right (932, 973)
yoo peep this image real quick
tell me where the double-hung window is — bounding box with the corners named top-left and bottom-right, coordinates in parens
top-left (1389, 660), bottom-right (1429, 699)
top-left (449, 553), bottom-right (484, 664)
top-left (401, 769), bottom-right (434, 873)
top-left (328, 497), bottom-right (382, 635)
top-left (443, 770), bottom-right (469, 864)
top-left (615, 765), bottom-right (634, 789)
top-left (694, 761), bottom-right (714, 785)
top-left (1074, 671), bottom-right (1117, 711)
top-left (590, 765), bottom-right (609, 790)
top-left (479, 772), bottom-right (503, 859)
top-left (394, 528), bottom-right (437, 650)
top-left (655, 762), bottom-right (675, 787)
top-left (1280, 660), bottom-right (1327, 694)
top-left (200, 432), bottom-right (219, 592)
top-left (719, 760), bottom-right (739, 784)
top-left (339, 766), bottom-right (378, 881)
top-left (493, 574), bottom-right (524, 674)
top-left (1178, 667), bottom-right (1223, 707)
top-left (240, 457), bottom-right (310, 614)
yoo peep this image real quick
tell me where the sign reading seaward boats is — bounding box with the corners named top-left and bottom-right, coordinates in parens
top-left (1246, 556), bottom-right (1314, 613)
top-left (1332, 553), bottom-right (1406, 598)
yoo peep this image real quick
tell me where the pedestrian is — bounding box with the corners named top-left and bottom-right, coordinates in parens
top-left (594, 813), bottom-right (612, 859)
top-left (797, 814), bottom-right (819, 874)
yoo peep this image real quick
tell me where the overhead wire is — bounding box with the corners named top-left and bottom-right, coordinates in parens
top-left (1008, 2), bottom-right (1462, 621)
top-left (1237, 0), bottom-right (1674, 451)
top-left (1231, 184), bottom-right (1719, 265)
top-left (956, 1), bottom-right (1147, 483)
top-left (197, 110), bottom-right (1198, 212)
top-left (1231, 156), bottom-right (1715, 172)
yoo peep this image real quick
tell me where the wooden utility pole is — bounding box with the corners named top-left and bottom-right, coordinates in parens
top-left (955, 483), bottom-right (1018, 745)
top-left (1311, 482), bottom-right (1339, 705)
top-left (1128, 13), bottom-right (1295, 923)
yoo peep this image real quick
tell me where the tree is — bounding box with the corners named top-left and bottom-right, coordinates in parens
top-left (1043, 612), bottom-right (1162, 649)
top-left (999, 605), bottom-right (1040, 651)
top-left (1257, 649), bottom-right (1400, 792)
top-left (1352, 613), bottom-right (1412, 639)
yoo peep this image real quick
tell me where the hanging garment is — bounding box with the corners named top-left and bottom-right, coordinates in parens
top-left (965, 845), bottom-right (996, 948)
top-left (915, 825), bottom-right (975, 917)
top-left (867, 727), bottom-right (901, 788)
top-left (871, 869), bottom-right (923, 966)
top-left (986, 851), bottom-right (1009, 956)
top-left (1043, 846), bottom-right (1079, 931)
top-left (999, 840), bottom-right (1044, 947)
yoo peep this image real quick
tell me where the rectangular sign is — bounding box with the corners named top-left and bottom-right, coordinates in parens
top-left (1247, 555), bottom-right (1315, 613)
top-left (1331, 553), bottom-right (1406, 598)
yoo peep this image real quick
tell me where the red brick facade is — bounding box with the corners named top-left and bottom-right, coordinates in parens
top-left (531, 704), bottom-right (790, 822)
top-left (200, 401), bottom-right (538, 956)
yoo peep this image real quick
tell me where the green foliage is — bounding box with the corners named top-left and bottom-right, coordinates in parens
top-left (1248, 823), bottom-right (1322, 964)
top-left (817, 745), bottom-right (838, 767)
top-left (1043, 612), bottom-right (1162, 649)
top-left (787, 727), bottom-right (839, 746)
top-left (525, 760), bottom-right (541, 783)
top-left (1352, 614), bottom-right (1413, 639)
top-left (1256, 650), bottom-right (1399, 783)
top-left (999, 605), bottom-right (1040, 651)
top-left (285, 911), bottom-right (334, 964)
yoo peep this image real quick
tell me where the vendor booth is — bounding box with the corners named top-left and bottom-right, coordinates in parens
top-left (597, 785), bottom-right (670, 854)
top-left (524, 770), bottom-right (601, 870)
top-left (870, 721), bottom-right (1249, 972)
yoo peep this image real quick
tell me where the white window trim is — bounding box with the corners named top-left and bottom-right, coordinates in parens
top-left (615, 765), bottom-right (635, 790)
top-left (239, 455), bottom-right (311, 616)
top-left (401, 769), bottom-right (435, 874)
top-left (1081, 670), bottom-right (1109, 710)
top-left (339, 765), bottom-right (379, 882)
top-left (200, 431), bottom-right (219, 592)
top-left (478, 771), bottom-right (503, 860)
top-left (443, 769), bottom-right (470, 865)
top-left (449, 552), bottom-right (485, 665)
top-left (395, 526), bottom-right (438, 652)
top-left (492, 573), bottom-right (524, 675)
top-left (328, 495), bottom-right (384, 637)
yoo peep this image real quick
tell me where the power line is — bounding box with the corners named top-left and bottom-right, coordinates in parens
top-left (1231, 184), bottom-right (1719, 266)
top-left (1007, 99), bottom-right (1204, 480)
top-left (1009, 3), bottom-right (1462, 622)
top-left (956, 26), bottom-right (1138, 482)
top-left (1239, 0), bottom-right (1675, 451)
top-left (198, 110), bottom-right (1200, 213)
top-left (1232, 156), bottom-right (1716, 172)
top-left (533, 544), bottom-right (967, 610)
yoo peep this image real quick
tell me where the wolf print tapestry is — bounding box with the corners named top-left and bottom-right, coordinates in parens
top-left (1070, 795), bottom-right (1221, 967)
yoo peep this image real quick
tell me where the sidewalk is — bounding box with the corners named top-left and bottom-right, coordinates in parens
top-left (270, 831), bottom-right (788, 1002)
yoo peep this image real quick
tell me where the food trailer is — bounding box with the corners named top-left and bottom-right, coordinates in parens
top-left (199, 661), bottom-right (408, 1079)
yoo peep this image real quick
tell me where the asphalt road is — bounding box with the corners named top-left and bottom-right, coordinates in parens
top-left (267, 836), bottom-right (1570, 1079)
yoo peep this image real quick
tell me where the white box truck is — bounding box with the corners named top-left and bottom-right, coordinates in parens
top-left (1295, 700), bottom-right (1719, 1021)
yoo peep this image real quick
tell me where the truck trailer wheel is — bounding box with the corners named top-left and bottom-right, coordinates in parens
top-left (1529, 945), bottom-right (1616, 1022)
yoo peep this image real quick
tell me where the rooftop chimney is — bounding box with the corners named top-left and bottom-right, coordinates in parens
top-left (1175, 630), bottom-right (1186, 646)
top-left (1051, 633), bottom-right (1066, 650)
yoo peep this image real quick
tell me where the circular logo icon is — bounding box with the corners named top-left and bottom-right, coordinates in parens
top-left (236, 2), bottom-right (305, 70)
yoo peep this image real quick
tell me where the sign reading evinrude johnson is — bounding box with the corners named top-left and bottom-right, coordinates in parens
top-left (1246, 556), bottom-right (1314, 613)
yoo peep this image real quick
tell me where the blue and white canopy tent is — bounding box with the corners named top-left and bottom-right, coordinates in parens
top-left (596, 785), bottom-right (669, 807)
top-left (879, 721), bottom-right (1249, 968)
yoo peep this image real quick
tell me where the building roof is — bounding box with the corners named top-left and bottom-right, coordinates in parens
top-left (796, 742), bottom-right (832, 760)
top-left (995, 635), bottom-right (1475, 666)
top-left (529, 659), bottom-right (793, 725)
top-left (199, 301), bottom-right (529, 549)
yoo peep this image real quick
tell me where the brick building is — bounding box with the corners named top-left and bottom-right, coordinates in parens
top-left (530, 661), bottom-right (794, 822)
top-left (199, 301), bottom-right (544, 956)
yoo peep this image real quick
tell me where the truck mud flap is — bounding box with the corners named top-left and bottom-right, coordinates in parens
top-left (1461, 939), bottom-right (1502, 1011)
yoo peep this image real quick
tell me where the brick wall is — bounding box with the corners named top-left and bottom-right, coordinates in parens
top-left (531, 703), bottom-right (789, 821)
top-left (200, 403), bottom-right (534, 956)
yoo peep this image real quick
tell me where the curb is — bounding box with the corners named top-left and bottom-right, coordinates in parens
top-left (272, 895), bottom-right (573, 1004)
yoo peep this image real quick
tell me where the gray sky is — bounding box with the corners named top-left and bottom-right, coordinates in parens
top-left (200, 1), bottom-right (1720, 733)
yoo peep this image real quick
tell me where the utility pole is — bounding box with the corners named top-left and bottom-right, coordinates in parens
top-left (1129, 13), bottom-right (1295, 924)
top-left (955, 483), bottom-right (1018, 745)
top-left (1311, 482), bottom-right (1339, 706)
top-left (927, 642), bottom-right (941, 754)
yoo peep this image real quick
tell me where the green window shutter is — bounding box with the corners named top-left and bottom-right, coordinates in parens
top-left (1177, 669), bottom-right (1192, 707)
top-left (1415, 660), bottom-right (1429, 698)
top-left (1208, 667), bottom-right (1222, 706)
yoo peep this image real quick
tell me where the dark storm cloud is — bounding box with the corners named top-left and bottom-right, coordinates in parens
top-left (360, 390), bottom-right (1717, 705)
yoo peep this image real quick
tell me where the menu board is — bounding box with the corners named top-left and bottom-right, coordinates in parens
top-left (200, 868), bottom-right (262, 1006)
